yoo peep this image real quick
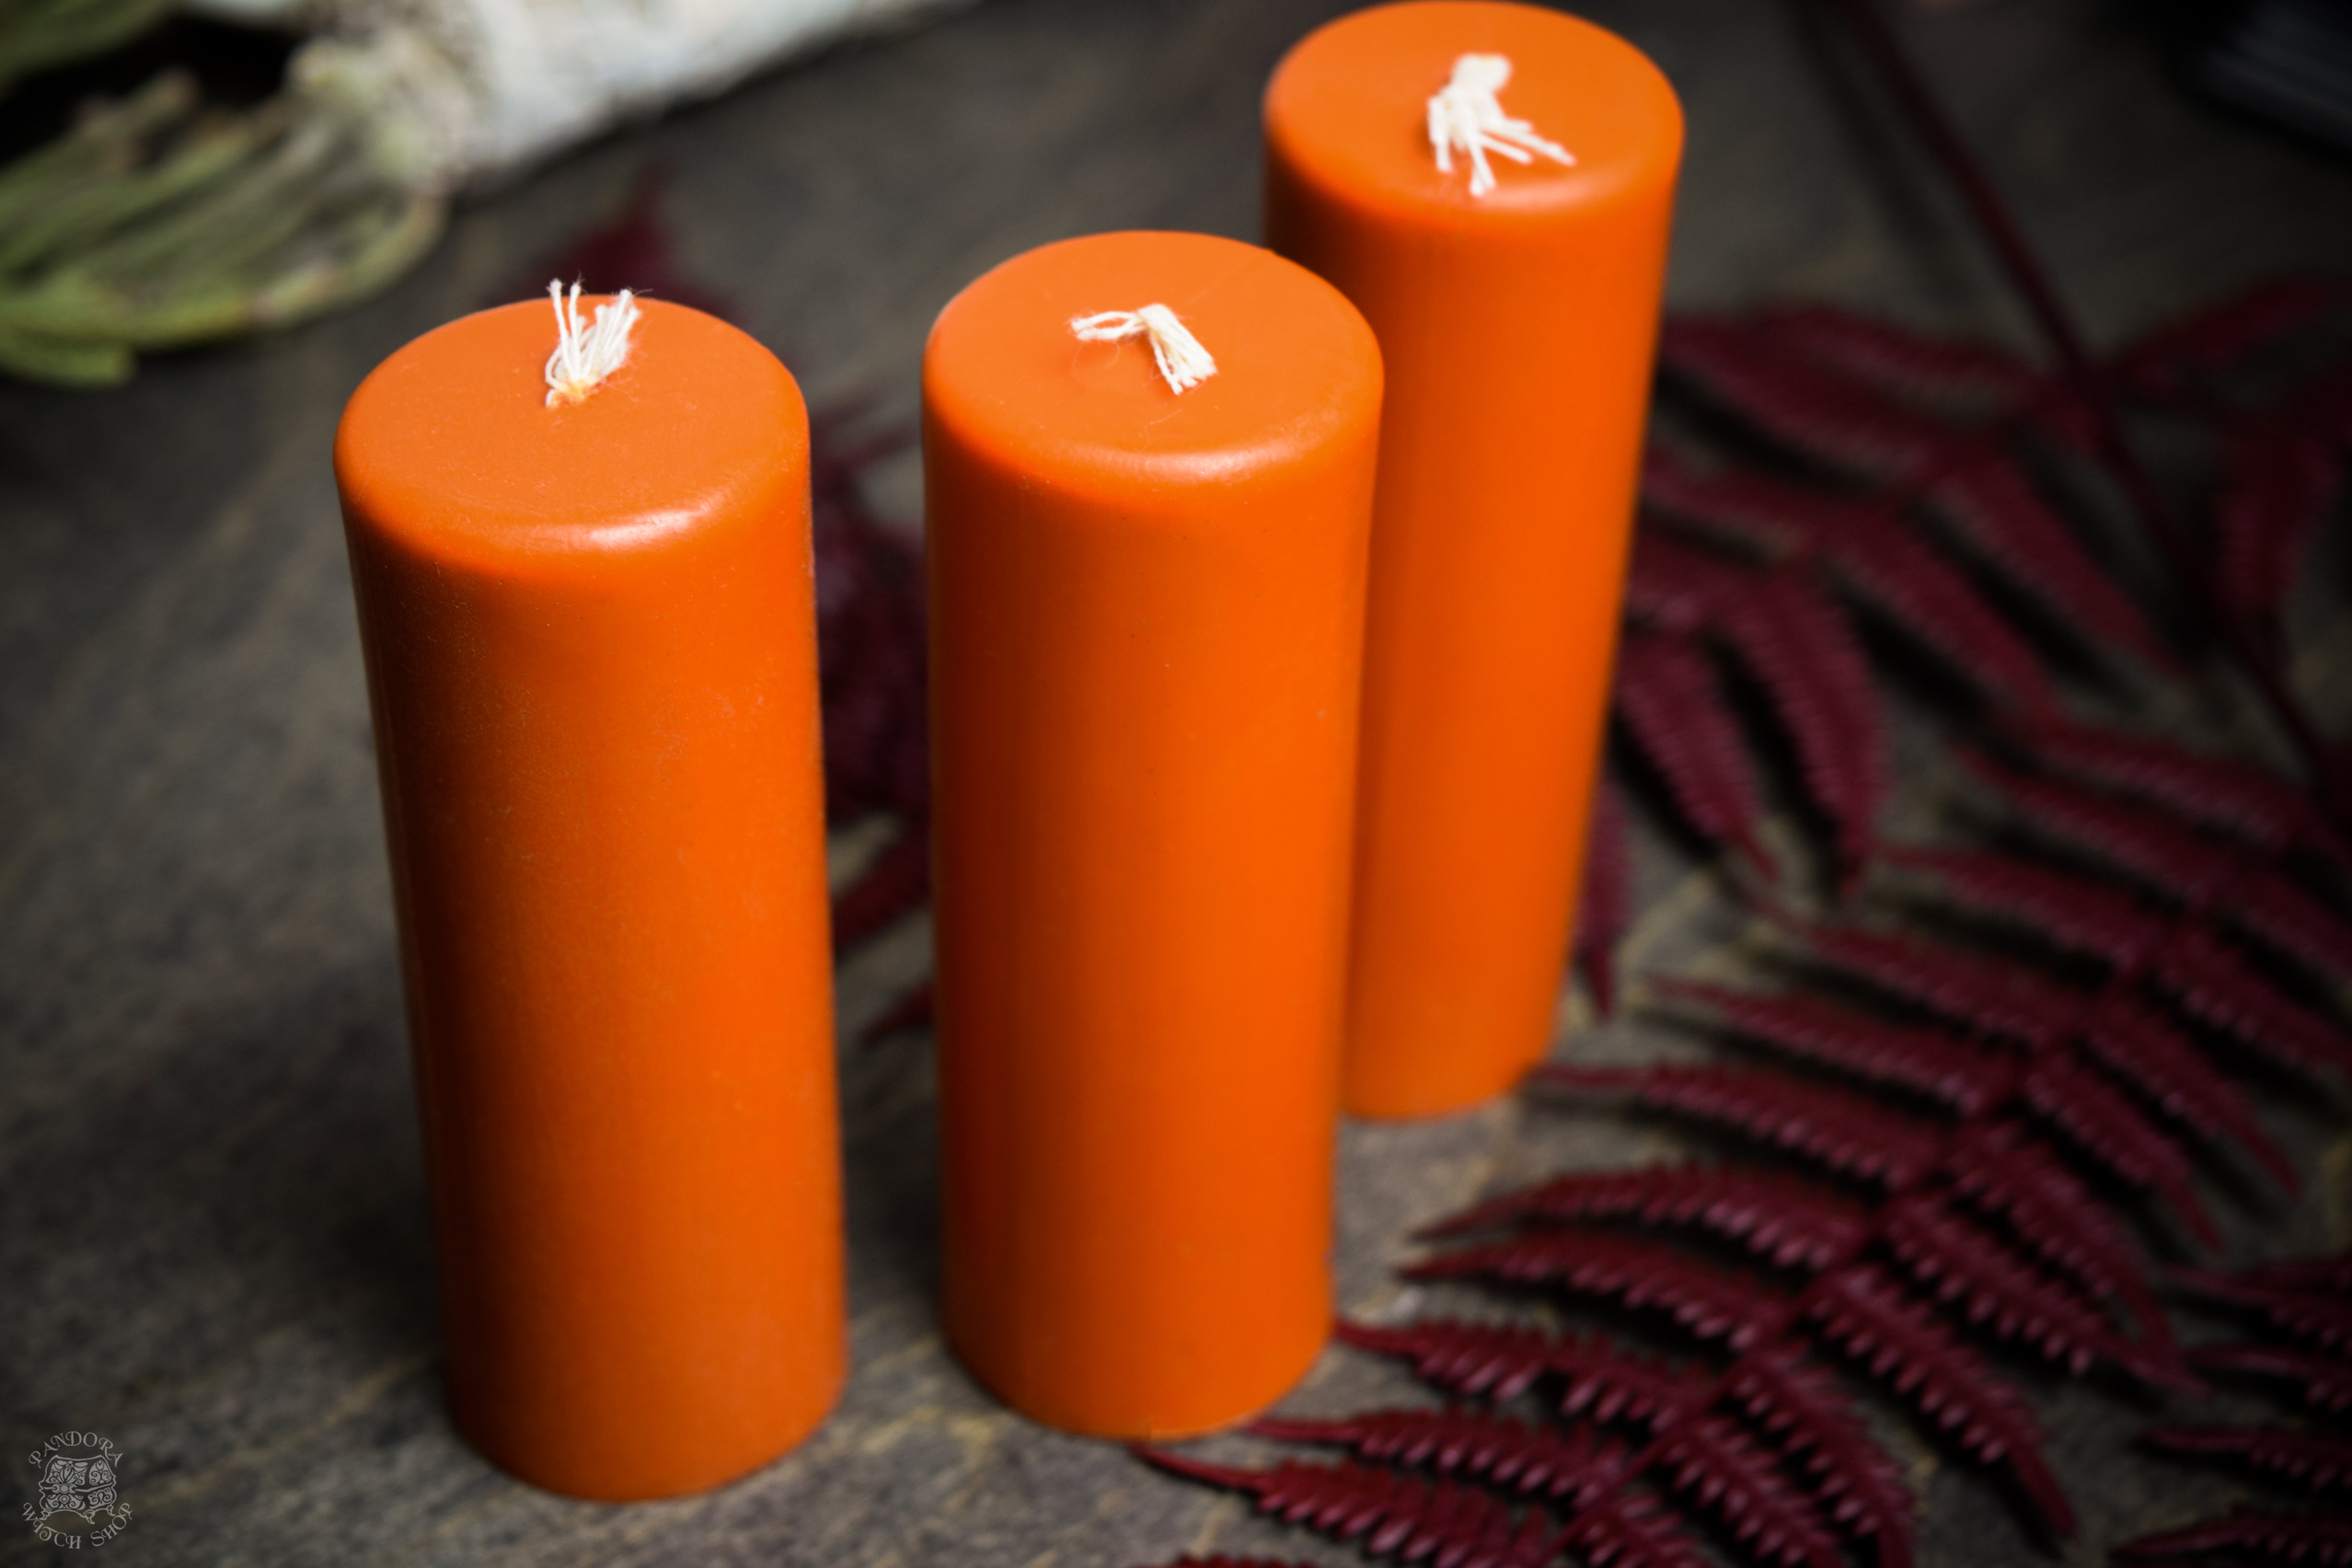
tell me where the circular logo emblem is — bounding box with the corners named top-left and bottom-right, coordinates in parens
top-left (23, 1432), bottom-right (131, 1549)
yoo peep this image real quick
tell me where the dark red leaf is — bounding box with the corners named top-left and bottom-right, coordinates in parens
top-left (2144, 1425), bottom-right (2352, 1494)
top-left (2074, 991), bottom-right (2299, 1193)
top-left (1802, 1266), bottom-right (2074, 1540)
top-left (1720, 1341), bottom-right (1916, 1568)
top-left (1614, 631), bottom-right (1774, 878)
top-left (1533, 1065), bottom-right (1938, 1187)
top-left (1576, 777), bottom-right (1632, 1017)
top-left (1650, 1413), bottom-right (1847, 1568)
top-left (1642, 453), bottom-right (2056, 712)
top-left (1334, 1319), bottom-right (1703, 1426)
top-left (831, 825), bottom-right (929, 953)
top-left (2190, 1343), bottom-right (2352, 1417)
top-left (1942, 1122), bottom-right (2173, 1344)
top-left (1249, 1409), bottom-right (1625, 1507)
top-left (1786, 920), bottom-right (2067, 1049)
top-left (1661, 318), bottom-right (1961, 482)
top-left (1422, 1162), bottom-right (1867, 1273)
top-left (1652, 977), bottom-right (2007, 1115)
top-left (1750, 304), bottom-right (2043, 410)
top-left (1708, 570), bottom-right (1887, 882)
top-left (1878, 844), bottom-right (2170, 967)
top-left (2113, 1504), bottom-right (2352, 1565)
top-left (1407, 1231), bottom-right (1774, 1350)
top-left (2020, 1055), bottom-right (2220, 1248)
top-left (1922, 450), bottom-right (2172, 669)
top-left (2155, 926), bottom-right (2352, 1083)
top-left (2172, 1270), bottom-right (2352, 1357)
top-left (1877, 1196), bottom-right (2193, 1388)
top-left (1626, 531), bottom-right (1751, 633)
top-left (2008, 711), bottom-right (2349, 864)
top-left (2239, 1253), bottom-right (2352, 1295)
top-left (1136, 1451), bottom-right (1558, 1568)
top-left (1959, 750), bottom-right (2241, 901)
top-left (1131, 1559), bottom-right (1325, 1568)
top-left (2113, 274), bottom-right (2347, 401)
top-left (1560, 1494), bottom-right (1715, 1568)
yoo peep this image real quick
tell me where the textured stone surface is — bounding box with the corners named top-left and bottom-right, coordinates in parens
top-left (5, 1), bottom-right (2352, 1564)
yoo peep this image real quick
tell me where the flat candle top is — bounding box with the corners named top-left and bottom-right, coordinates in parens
top-left (1265, 0), bottom-right (1681, 225)
top-left (924, 230), bottom-right (1382, 501)
top-left (336, 298), bottom-right (806, 571)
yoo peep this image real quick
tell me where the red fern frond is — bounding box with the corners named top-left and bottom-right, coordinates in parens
top-left (1334, 1319), bottom-right (1704, 1425)
top-left (1421, 1162), bottom-right (1867, 1273)
top-left (1750, 303), bottom-right (2043, 410)
top-left (2239, 1253), bottom-right (2352, 1295)
top-left (1877, 844), bottom-right (2169, 967)
top-left (1786, 920), bottom-right (2065, 1048)
top-left (2074, 991), bottom-right (2299, 1192)
top-left (2155, 926), bottom-right (2352, 1083)
top-left (1801, 1266), bottom-right (2074, 1540)
top-left (2112, 274), bottom-right (2347, 402)
top-left (1660, 318), bottom-right (1959, 481)
top-left (1650, 1413), bottom-right (1848, 1568)
top-left (1613, 631), bottom-right (1774, 878)
top-left (2172, 1270), bottom-right (2352, 1357)
top-left (1627, 531), bottom-right (1751, 632)
top-left (1922, 450), bottom-right (2172, 668)
top-left (1720, 1341), bottom-right (1916, 1568)
top-left (1651, 977), bottom-right (2007, 1115)
top-left (2221, 864), bottom-right (2352, 987)
top-left (2008, 711), bottom-right (2349, 864)
top-left (2144, 1425), bottom-right (2352, 1494)
top-left (1559, 1494), bottom-right (1716, 1568)
top-left (1248, 1408), bottom-right (1625, 1508)
top-left (2020, 1055), bottom-right (2220, 1248)
top-left (1709, 570), bottom-right (1887, 882)
top-left (1407, 1231), bottom-right (1773, 1350)
top-left (1942, 1122), bottom-right (2171, 1339)
top-left (1642, 446), bottom-right (1842, 556)
top-left (2112, 1504), bottom-right (2352, 1566)
top-left (1135, 1451), bottom-right (1558, 1568)
top-left (1959, 750), bottom-right (2242, 900)
top-left (2190, 1344), bottom-right (2352, 1417)
top-left (2217, 429), bottom-right (2346, 633)
top-left (1876, 1196), bottom-right (2193, 1389)
top-left (831, 824), bottom-right (929, 953)
top-left (1129, 1559), bottom-right (1323, 1568)
top-left (1532, 1065), bottom-right (1938, 1187)
top-left (1576, 778), bottom-right (1631, 1018)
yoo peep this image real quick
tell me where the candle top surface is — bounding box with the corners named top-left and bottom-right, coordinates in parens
top-left (924, 230), bottom-right (1382, 500)
top-left (336, 298), bottom-right (805, 569)
top-left (1265, 1), bottom-right (1681, 224)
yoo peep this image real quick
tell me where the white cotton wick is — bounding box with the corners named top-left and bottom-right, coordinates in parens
top-left (543, 280), bottom-right (641, 407)
top-left (1068, 303), bottom-right (1218, 395)
top-left (1426, 53), bottom-right (1574, 198)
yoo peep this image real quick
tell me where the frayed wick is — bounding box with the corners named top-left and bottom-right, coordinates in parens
top-left (1428, 53), bottom-right (1575, 198)
top-left (1069, 304), bottom-right (1218, 395)
top-left (544, 280), bottom-right (641, 408)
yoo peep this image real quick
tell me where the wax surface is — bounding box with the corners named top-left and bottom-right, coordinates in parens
top-left (925, 230), bottom-right (1382, 1436)
top-left (336, 299), bottom-right (845, 1500)
top-left (1266, 2), bottom-right (1682, 1117)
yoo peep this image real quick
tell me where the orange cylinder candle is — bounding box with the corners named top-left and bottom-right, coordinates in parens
top-left (1265, 2), bottom-right (1683, 1118)
top-left (925, 231), bottom-right (1382, 1436)
top-left (335, 294), bottom-right (846, 1500)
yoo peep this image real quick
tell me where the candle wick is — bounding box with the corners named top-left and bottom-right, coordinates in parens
top-left (1426, 53), bottom-right (1575, 198)
top-left (1068, 304), bottom-right (1219, 395)
top-left (544, 280), bottom-right (642, 408)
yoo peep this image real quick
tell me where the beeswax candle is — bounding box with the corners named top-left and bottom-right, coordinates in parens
top-left (336, 296), bottom-right (845, 1500)
top-left (1265, 2), bottom-right (1682, 1117)
top-left (926, 230), bottom-right (1382, 1437)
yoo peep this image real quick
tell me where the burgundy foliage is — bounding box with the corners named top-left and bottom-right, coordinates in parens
top-left (1576, 778), bottom-right (1632, 1017)
top-left (1422, 1163), bottom-right (1867, 1273)
top-left (1247, 1409), bottom-right (1627, 1508)
top-left (2113, 1507), bottom-right (2352, 1566)
top-left (1135, 1451), bottom-right (1559, 1568)
top-left (1534, 1064), bottom-right (1935, 1188)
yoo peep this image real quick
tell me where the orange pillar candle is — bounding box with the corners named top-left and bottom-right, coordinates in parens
top-left (335, 294), bottom-right (846, 1500)
top-left (925, 231), bottom-right (1382, 1436)
top-left (1265, 2), bottom-right (1684, 1118)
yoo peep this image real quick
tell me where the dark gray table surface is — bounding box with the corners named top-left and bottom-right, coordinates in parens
top-left (8, 2), bottom-right (2352, 1564)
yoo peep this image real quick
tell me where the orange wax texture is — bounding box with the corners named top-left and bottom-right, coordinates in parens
top-left (925, 232), bottom-right (1383, 1436)
top-left (1265, 2), bottom-right (1683, 1119)
top-left (335, 299), bottom-right (845, 1500)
